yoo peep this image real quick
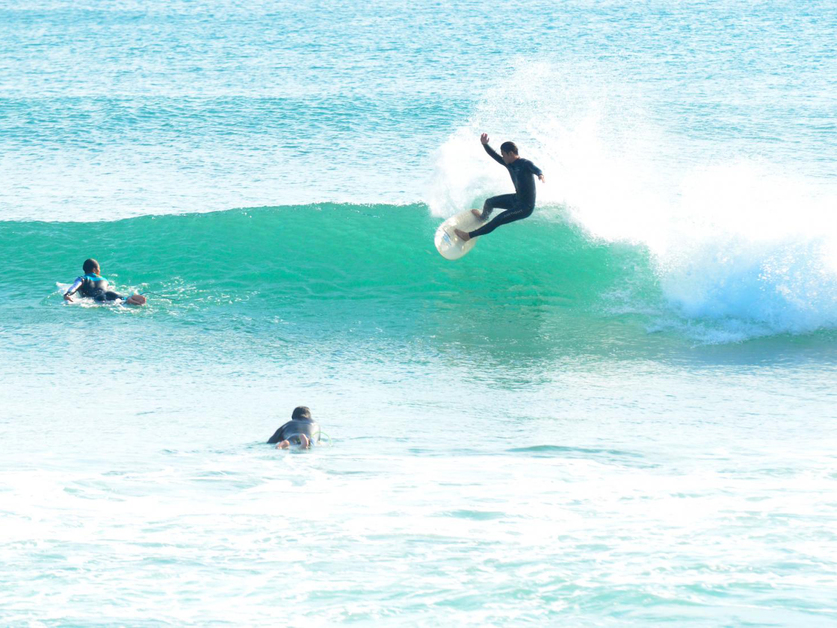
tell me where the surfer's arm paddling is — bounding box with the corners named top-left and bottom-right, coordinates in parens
top-left (63, 277), bottom-right (84, 302)
top-left (453, 133), bottom-right (545, 243)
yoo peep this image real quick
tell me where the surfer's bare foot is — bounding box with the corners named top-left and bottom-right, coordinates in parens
top-left (276, 434), bottom-right (310, 450)
top-left (126, 294), bottom-right (146, 306)
top-left (471, 209), bottom-right (483, 219)
top-left (454, 228), bottom-right (471, 241)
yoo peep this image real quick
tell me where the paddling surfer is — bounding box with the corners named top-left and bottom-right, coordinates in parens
top-left (267, 406), bottom-right (321, 449)
top-left (454, 133), bottom-right (545, 241)
top-left (63, 258), bottom-right (146, 305)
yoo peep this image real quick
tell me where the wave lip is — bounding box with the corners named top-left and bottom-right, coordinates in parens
top-left (428, 63), bottom-right (837, 343)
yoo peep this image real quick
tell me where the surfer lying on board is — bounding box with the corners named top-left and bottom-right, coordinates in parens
top-left (63, 258), bottom-right (146, 305)
top-left (454, 133), bottom-right (545, 242)
top-left (267, 406), bottom-right (321, 449)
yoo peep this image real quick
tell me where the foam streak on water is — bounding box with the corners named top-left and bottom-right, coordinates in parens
top-left (2, 0), bottom-right (837, 625)
top-left (2, 351), bottom-right (837, 625)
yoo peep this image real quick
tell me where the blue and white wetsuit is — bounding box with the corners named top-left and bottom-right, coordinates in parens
top-left (64, 274), bottom-right (125, 303)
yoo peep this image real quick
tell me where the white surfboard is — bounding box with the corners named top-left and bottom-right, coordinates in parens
top-left (434, 210), bottom-right (486, 260)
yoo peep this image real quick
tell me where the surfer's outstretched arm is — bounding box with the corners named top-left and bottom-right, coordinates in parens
top-left (480, 133), bottom-right (505, 166)
top-left (525, 159), bottom-right (546, 182)
top-left (64, 277), bottom-right (83, 302)
top-left (483, 143), bottom-right (506, 166)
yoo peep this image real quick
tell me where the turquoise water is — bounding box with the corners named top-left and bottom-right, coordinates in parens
top-left (2, 1), bottom-right (837, 625)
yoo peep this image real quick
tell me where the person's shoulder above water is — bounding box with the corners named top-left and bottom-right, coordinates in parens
top-left (267, 405), bottom-right (321, 449)
top-left (266, 421), bottom-right (292, 445)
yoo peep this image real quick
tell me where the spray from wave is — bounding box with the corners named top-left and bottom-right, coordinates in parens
top-left (426, 61), bottom-right (837, 341)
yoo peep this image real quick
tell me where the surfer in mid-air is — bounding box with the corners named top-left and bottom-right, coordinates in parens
top-left (454, 133), bottom-right (545, 242)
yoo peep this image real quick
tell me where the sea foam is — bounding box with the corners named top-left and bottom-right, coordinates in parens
top-left (428, 61), bottom-right (837, 340)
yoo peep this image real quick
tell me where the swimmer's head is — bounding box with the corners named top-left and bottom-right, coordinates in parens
top-left (83, 258), bottom-right (100, 274)
top-left (292, 406), bottom-right (312, 420)
top-left (500, 141), bottom-right (519, 164)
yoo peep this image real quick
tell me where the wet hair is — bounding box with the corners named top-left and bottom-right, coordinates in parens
top-left (82, 258), bottom-right (99, 274)
top-left (500, 141), bottom-right (518, 155)
top-left (292, 406), bottom-right (312, 420)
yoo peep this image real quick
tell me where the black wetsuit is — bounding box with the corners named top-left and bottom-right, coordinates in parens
top-left (469, 144), bottom-right (543, 238)
top-left (267, 419), bottom-right (321, 445)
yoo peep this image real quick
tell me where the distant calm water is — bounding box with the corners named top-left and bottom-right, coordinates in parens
top-left (2, 1), bottom-right (837, 625)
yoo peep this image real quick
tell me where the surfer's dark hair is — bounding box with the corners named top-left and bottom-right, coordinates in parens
top-left (500, 141), bottom-right (518, 155)
top-left (292, 406), bottom-right (312, 420)
top-left (83, 258), bottom-right (99, 273)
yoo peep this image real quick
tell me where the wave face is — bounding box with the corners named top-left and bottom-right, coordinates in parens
top-left (0, 205), bottom-right (648, 355)
top-left (3, 203), bottom-right (837, 347)
top-left (3, 0), bottom-right (835, 346)
top-left (3, 4), bottom-right (837, 625)
top-left (427, 62), bottom-right (837, 343)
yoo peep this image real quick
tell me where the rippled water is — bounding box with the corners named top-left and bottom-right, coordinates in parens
top-left (2, 0), bottom-right (837, 625)
top-left (4, 349), bottom-right (837, 624)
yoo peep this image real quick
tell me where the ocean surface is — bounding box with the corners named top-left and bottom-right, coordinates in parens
top-left (2, 0), bottom-right (837, 625)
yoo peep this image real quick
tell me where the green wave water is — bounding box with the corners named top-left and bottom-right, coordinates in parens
top-left (1, 204), bottom-right (668, 354)
top-left (3, 0), bottom-right (837, 621)
top-left (7, 203), bottom-right (837, 357)
top-left (3, 0), bottom-right (837, 624)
